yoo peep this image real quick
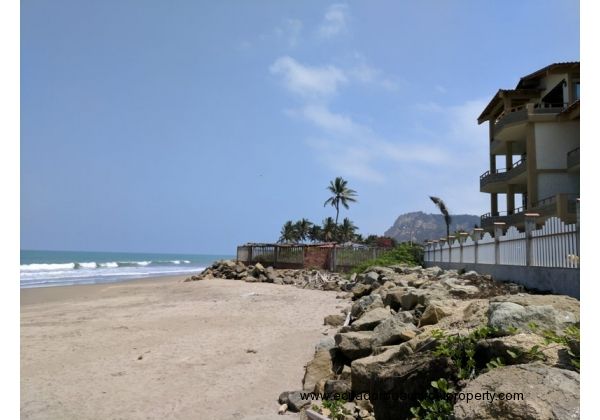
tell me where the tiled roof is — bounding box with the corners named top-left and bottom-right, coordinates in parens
top-left (516, 62), bottom-right (579, 88)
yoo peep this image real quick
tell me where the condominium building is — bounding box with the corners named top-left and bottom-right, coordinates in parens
top-left (477, 62), bottom-right (580, 230)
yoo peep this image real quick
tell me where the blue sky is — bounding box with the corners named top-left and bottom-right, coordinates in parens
top-left (21, 1), bottom-right (580, 254)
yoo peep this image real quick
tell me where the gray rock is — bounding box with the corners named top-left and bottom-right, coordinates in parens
top-left (364, 271), bottom-right (380, 284)
top-left (419, 302), bottom-right (451, 326)
top-left (488, 301), bottom-right (578, 334)
top-left (303, 349), bottom-right (334, 391)
top-left (285, 390), bottom-right (311, 412)
top-left (351, 294), bottom-right (384, 319)
top-left (324, 314), bottom-right (346, 327)
top-left (351, 344), bottom-right (413, 393)
top-left (454, 364), bottom-right (579, 420)
top-left (352, 283), bottom-right (372, 300)
top-left (372, 317), bottom-right (420, 347)
top-left (315, 337), bottom-right (336, 352)
top-left (335, 331), bottom-right (376, 360)
top-left (369, 354), bottom-right (456, 419)
top-left (383, 289), bottom-right (405, 311)
top-left (350, 307), bottom-right (392, 331)
top-left (324, 379), bottom-right (351, 396)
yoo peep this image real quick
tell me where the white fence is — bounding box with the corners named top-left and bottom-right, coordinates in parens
top-left (424, 217), bottom-right (579, 269)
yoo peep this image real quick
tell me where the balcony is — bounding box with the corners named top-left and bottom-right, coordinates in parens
top-left (493, 102), bottom-right (569, 141)
top-left (480, 158), bottom-right (527, 192)
top-left (480, 193), bottom-right (579, 229)
top-left (567, 147), bottom-right (580, 172)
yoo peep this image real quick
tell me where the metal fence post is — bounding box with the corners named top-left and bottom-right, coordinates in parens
top-left (524, 213), bottom-right (539, 266)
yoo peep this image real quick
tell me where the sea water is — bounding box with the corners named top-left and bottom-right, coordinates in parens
top-left (20, 250), bottom-right (233, 288)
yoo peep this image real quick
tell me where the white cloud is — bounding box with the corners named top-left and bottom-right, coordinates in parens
top-left (270, 56), bottom-right (347, 98)
top-left (296, 104), bottom-right (450, 182)
top-left (274, 19), bottom-right (303, 47)
top-left (318, 4), bottom-right (349, 38)
top-left (348, 63), bottom-right (398, 91)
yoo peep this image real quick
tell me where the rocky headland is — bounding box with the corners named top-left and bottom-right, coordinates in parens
top-left (189, 260), bottom-right (580, 420)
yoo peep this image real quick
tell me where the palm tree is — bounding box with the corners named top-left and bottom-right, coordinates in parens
top-left (278, 220), bottom-right (298, 243)
top-left (323, 177), bottom-right (358, 225)
top-left (321, 217), bottom-right (338, 242)
top-left (308, 225), bottom-right (323, 243)
top-left (338, 218), bottom-right (358, 243)
top-left (294, 218), bottom-right (313, 243)
top-left (429, 196), bottom-right (452, 239)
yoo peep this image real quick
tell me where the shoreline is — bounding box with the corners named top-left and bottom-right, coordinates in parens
top-left (20, 274), bottom-right (189, 305)
top-left (21, 276), bottom-right (343, 419)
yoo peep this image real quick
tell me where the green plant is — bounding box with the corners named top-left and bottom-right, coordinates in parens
top-left (485, 357), bottom-right (505, 370)
top-left (432, 326), bottom-right (497, 380)
top-left (542, 326), bottom-right (580, 371)
top-left (410, 378), bottom-right (455, 420)
top-left (322, 397), bottom-right (347, 420)
top-left (350, 242), bottom-right (424, 274)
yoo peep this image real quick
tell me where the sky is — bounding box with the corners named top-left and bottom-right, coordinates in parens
top-left (20, 0), bottom-right (580, 255)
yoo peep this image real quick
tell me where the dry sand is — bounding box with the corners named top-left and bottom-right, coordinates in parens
top-left (21, 276), bottom-right (344, 419)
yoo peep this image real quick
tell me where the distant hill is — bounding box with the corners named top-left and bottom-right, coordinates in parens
top-left (384, 211), bottom-right (480, 243)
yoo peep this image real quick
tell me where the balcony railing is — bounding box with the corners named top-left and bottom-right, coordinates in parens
top-left (481, 193), bottom-right (579, 228)
top-left (480, 157), bottom-right (527, 189)
top-left (494, 102), bottom-right (569, 133)
top-left (567, 147), bottom-right (580, 169)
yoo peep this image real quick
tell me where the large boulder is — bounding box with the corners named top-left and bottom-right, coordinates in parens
top-left (303, 349), bottom-right (335, 391)
top-left (491, 294), bottom-right (580, 314)
top-left (372, 317), bottom-right (420, 347)
top-left (351, 283), bottom-right (373, 300)
top-left (454, 364), bottom-right (580, 419)
top-left (419, 301), bottom-right (451, 326)
top-left (488, 301), bottom-right (579, 334)
top-left (335, 331), bottom-right (376, 360)
top-left (351, 344), bottom-right (413, 393)
top-left (351, 295), bottom-right (384, 319)
top-left (477, 333), bottom-right (572, 369)
top-left (350, 307), bottom-right (392, 331)
top-left (369, 354), bottom-right (456, 420)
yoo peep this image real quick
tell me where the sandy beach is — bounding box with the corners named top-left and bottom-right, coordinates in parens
top-left (21, 276), bottom-right (343, 419)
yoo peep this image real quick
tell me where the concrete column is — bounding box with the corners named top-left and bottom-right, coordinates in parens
top-left (473, 228), bottom-right (484, 264)
top-left (494, 222), bottom-right (506, 265)
top-left (576, 198), bottom-right (580, 228)
top-left (506, 142), bottom-right (513, 170)
top-left (459, 232), bottom-right (469, 264)
top-left (507, 184), bottom-right (516, 215)
top-left (556, 193), bottom-right (568, 222)
top-left (491, 193), bottom-right (498, 216)
top-left (448, 236), bottom-right (456, 263)
top-left (490, 153), bottom-right (496, 172)
top-left (524, 213), bottom-right (539, 266)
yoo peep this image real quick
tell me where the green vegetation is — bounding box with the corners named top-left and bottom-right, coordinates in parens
top-left (410, 378), bottom-right (455, 420)
top-left (350, 242), bottom-right (424, 274)
top-left (321, 397), bottom-right (348, 420)
top-left (411, 324), bottom-right (581, 418)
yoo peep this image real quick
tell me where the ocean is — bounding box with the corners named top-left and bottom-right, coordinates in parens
top-left (20, 250), bottom-right (233, 288)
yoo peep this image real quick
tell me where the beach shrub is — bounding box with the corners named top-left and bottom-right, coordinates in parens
top-left (350, 242), bottom-right (424, 274)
